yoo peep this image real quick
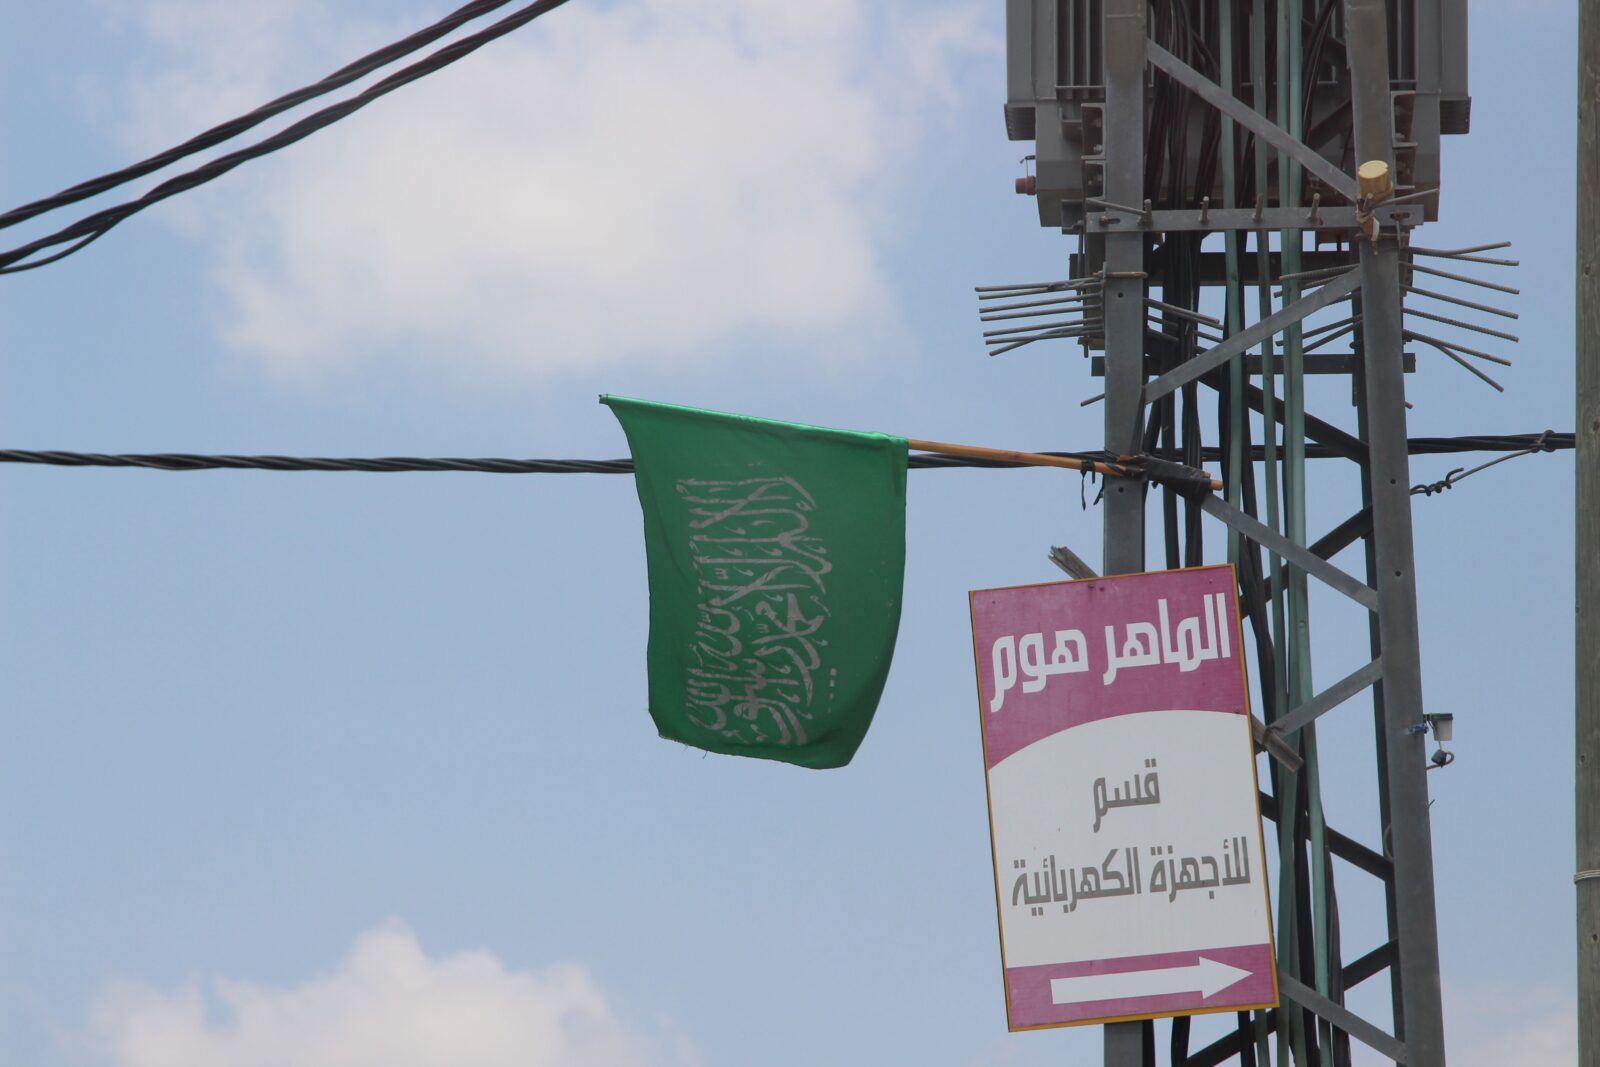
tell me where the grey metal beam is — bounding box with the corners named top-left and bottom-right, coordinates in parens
top-left (1253, 714), bottom-right (1306, 771)
top-left (1099, 0), bottom-right (1147, 585)
top-left (1359, 292), bottom-right (1410, 1040)
top-left (1347, 0), bottom-right (1449, 1060)
top-left (1091, 352), bottom-right (1415, 377)
top-left (1345, 940), bottom-right (1400, 989)
top-left (1278, 972), bottom-right (1409, 1063)
top-left (1184, 943), bottom-right (1399, 1067)
top-left (1083, 204), bottom-right (1416, 234)
top-left (1240, 380), bottom-right (1368, 461)
top-left (1100, 2), bottom-right (1149, 1062)
top-left (1270, 506), bottom-right (1376, 602)
top-left (1145, 41), bottom-right (1361, 202)
top-left (1177, 250), bottom-right (1352, 285)
top-left (1310, 507), bottom-right (1376, 561)
top-left (1269, 658), bottom-right (1385, 738)
top-left (1259, 791), bottom-right (1394, 881)
top-left (1144, 270), bottom-right (1362, 403)
top-left (1200, 494), bottom-right (1379, 611)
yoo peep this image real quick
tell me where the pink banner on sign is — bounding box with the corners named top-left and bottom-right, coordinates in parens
top-left (1004, 943), bottom-right (1276, 1028)
top-left (971, 567), bottom-right (1245, 768)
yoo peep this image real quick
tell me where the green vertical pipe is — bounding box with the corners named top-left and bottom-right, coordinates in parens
top-left (1279, 0), bottom-right (1335, 1042)
top-left (1306, 728), bottom-right (1336, 1054)
top-left (1250, 2), bottom-right (1283, 688)
top-left (1275, 762), bottom-right (1304, 1066)
top-left (1273, 1), bottom-right (1336, 1058)
top-left (1222, 0), bottom-right (1244, 562)
top-left (1250, 3), bottom-right (1295, 1064)
top-left (1221, 9), bottom-right (1274, 1061)
top-left (1276, 2), bottom-right (1318, 1062)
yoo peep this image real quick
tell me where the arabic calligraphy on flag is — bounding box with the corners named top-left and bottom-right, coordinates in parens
top-left (679, 475), bottom-right (833, 746)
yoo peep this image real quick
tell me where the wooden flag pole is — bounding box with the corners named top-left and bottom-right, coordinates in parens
top-left (905, 438), bottom-right (1223, 492)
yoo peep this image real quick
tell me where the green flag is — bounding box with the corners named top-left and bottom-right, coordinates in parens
top-left (603, 395), bottom-right (907, 769)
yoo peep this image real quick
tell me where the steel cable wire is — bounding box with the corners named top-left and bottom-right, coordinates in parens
top-left (0, 0), bottom-right (573, 273)
top-left (0, 0), bottom-right (523, 234)
top-left (0, 433), bottom-right (1570, 475)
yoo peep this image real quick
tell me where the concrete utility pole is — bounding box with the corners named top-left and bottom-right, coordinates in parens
top-left (1577, 0), bottom-right (1600, 1056)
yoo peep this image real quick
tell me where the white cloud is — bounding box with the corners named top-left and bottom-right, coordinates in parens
top-left (90, 923), bottom-right (694, 1067)
top-left (94, 0), bottom-right (993, 381)
top-left (1348, 984), bottom-right (1576, 1067)
top-left (1442, 985), bottom-right (1576, 1067)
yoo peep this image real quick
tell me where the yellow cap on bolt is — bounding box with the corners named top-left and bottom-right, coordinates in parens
top-left (1357, 160), bottom-right (1394, 203)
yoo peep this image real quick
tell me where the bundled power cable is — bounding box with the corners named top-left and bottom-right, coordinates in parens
top-left (0, 432), bottom-right (1570, 475)
top-left (0, 0), bottom-right (572, 273)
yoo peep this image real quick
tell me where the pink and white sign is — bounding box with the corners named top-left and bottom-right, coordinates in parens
top-left (969, 566), bottom-right (1277, 1031)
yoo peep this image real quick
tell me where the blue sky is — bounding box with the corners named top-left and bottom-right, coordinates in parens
top-left (0, 2), bottom-right (1578, 1064)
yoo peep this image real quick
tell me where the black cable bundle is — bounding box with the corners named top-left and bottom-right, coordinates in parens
top-left (0, 0), bottom-right (572, 273)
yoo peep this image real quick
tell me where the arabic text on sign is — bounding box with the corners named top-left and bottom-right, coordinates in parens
top-left (989, 592), bottom-right (1233, 712)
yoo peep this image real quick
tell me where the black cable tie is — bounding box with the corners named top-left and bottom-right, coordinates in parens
top-left (1138, 455), bottom-right (1214, 500)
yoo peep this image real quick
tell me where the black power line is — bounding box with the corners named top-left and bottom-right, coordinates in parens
top-left (0, 0), bottom-right (522, 235)
top-left (0, 0), bottom-right (573, 274)
top-left (0, 432), bottom-right (1570, 475)
top-left (1409, 430), bottom-right (1565, 495)
top-left (0, 450), bottom-right (1104, 474)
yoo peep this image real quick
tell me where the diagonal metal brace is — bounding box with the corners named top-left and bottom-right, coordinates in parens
top-left (1200, 494), bottom-right (1379, 611)
top-left (1252, 715), bottom-right (1305, 771)
top-left (1146, 42), bottom-right (1361, 203)
top-left (1277, 972), bottom-right (1409, 1064)
top-left (1144, 270), bottom-right (1362, 403)
top-left (1268, 658), bottom-right (1385, 738)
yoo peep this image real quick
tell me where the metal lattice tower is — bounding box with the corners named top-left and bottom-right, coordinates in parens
top-left (993, 1), bottom-right (1489, 1063)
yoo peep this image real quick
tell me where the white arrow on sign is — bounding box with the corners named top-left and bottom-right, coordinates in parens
top-left (1050, 957), bottom-right (1253, 1005)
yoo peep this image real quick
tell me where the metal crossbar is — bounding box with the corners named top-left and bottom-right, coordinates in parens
top-left (1144, 271), bottom-right (1362, 402)
top-left (1200, 494), bottom-right (1379, 612)
top-left (1145, 42), bottom-right (1361, 202)
top-left (1269, 659), bottom-right (1386, 738)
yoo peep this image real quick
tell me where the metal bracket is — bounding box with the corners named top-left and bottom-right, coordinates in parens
top-left (1146, 41), bottom-right (1361, 202)
top-left (1268, 658), bottom-right (1386, 738)
top-left (1277, 972), bottom-right (1409, 1064)
top-left (1252, 715), bottom-right (1306, 771)
top-left (1144, 270), bottom-right (1363, 403)
top-left (1201, 494), bottom-right (1380, 612)
top-left (1082, 204), bottom-right (1417, 234)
